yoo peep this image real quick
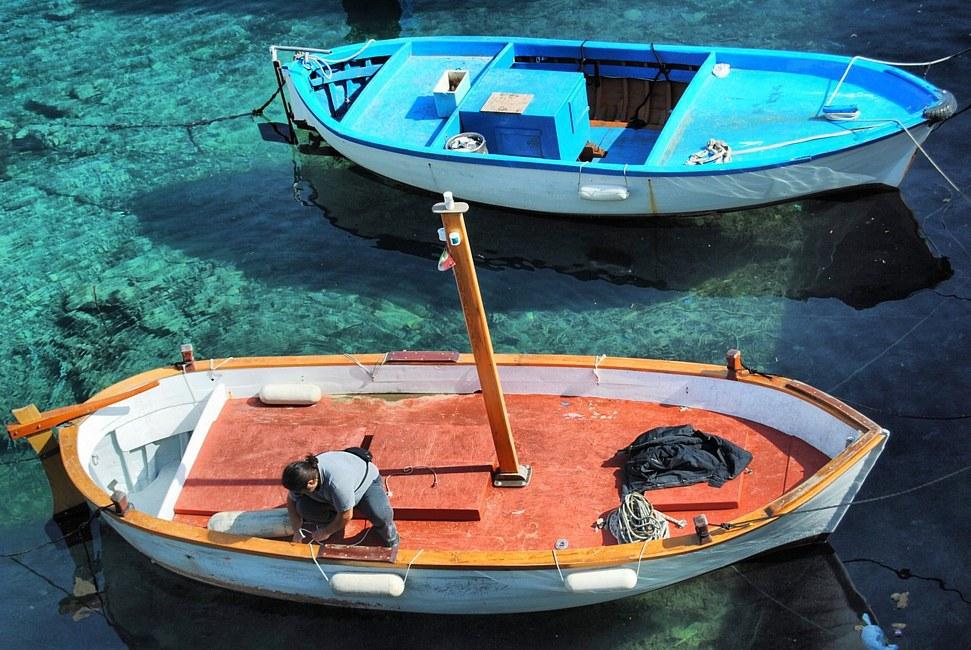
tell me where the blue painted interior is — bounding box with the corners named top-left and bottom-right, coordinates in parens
top-left (458, 68), bottom-right (589, 159)
top-left (588, 126), bottom-right (662, 165)
top-left (286, 36), bottom-right (944, 172)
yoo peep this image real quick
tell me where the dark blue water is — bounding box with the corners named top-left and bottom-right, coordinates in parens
top-left (2, 1), bottom-right (969, 646)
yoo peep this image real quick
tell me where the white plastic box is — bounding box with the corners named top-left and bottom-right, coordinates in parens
top-left (433, 69), bottom-right (470, 117)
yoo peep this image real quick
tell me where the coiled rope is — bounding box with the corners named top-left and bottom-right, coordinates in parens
top-left (606, 492), bottom-right (670, 543)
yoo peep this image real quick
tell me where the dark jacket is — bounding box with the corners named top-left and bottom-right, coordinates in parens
top-left (620, 424), bottom-right (752, 493)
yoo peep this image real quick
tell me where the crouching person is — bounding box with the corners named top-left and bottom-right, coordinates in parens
top-left (282, 451), bottom-right (398, 547)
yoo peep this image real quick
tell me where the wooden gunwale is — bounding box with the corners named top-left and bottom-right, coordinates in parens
top-left (58, 354), bottom-right (884, 570)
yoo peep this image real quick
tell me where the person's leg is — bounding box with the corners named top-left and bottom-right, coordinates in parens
top-left (356, 478), bottom-right (398, 546)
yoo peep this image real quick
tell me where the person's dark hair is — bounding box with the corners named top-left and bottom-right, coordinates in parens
top-left (282, 454), bottom-right (319, 491)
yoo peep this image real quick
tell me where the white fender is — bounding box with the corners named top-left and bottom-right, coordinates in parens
top-left (258, 383), bottom-right (322, 405)
top-left (208, 508), bottom-right (291, 537)
top-left (578, 185), bottom-right (630, 201)
top-left (331, 573), bottom-right (406, 597)
top-left (564, 568), bottom-right (638, 592)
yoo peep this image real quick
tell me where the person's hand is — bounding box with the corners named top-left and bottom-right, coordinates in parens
top-left (310, 530), bottom-right (332, 544)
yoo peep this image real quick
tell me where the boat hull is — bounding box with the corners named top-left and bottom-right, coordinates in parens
top-left (306, 117), bottom-right (929, 216)
top-left (277, 36), bottom-right (945, 217)
top-left (56, 354), bottom-right (888, 614)
top-left (98, 432), bottom-right (883, 614)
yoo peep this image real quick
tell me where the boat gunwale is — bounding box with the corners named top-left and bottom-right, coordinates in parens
top-left (289, 81), bottom-right (930, 179)
top-left (284, 36), bottom-right (938, 175)
top-left (58, 353), bottom-right (885, 570)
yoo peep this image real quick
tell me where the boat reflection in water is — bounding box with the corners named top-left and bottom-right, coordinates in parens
top-left (95, 523), bottom-right (873, 647)
top-left (296, 154), bottom-right (951, 310)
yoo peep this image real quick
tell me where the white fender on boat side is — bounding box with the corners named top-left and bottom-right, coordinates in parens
top-left (578, 185), bottom-right (631, 201)
top-left (331, 573), bottom-right (406, 597)
top-left (564, 568), bottom-right (638, 592)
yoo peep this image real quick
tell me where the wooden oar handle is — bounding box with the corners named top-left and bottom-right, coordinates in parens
top-left (6, 380), bottom-right (160, 440)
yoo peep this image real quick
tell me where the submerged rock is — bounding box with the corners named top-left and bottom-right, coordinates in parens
top-left (24, 99), bottom-right (72, 119)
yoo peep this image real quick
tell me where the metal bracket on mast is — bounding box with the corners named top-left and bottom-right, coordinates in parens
top-left (492, 464), bottom-right (533, 488)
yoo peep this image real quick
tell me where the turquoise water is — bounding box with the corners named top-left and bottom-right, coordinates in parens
top-left (2, 0), bottom-right (969, 646)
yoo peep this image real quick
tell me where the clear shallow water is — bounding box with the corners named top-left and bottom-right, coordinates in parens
top-left (2, 0), bottom-right (969, 647)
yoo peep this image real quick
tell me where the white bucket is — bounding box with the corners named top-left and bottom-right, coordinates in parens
top-left (445, 132), bottom-right (488, 154)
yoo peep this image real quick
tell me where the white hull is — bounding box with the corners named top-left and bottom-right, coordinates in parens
top-left (294, 101), bottom-right (928, 217)
top-left (102, 438), bottom-right (881, 614)
top-left (62, 356), bottom-right (887, 614)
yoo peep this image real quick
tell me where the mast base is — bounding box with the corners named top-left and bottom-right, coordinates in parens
top-left (492, 464), bottom-right (532, 488)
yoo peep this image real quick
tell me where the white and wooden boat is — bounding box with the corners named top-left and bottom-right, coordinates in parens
top-left (9, 195), bottom-right (887, 613)
top-left (271, 36), bottom-right (955, 217)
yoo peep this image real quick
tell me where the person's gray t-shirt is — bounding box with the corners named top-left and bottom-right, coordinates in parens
top-left (290, 451), bottom-right (379, 512)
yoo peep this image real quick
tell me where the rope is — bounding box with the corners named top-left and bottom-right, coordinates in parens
top-left (344, 353), bottom-right (377, 380)
top-left (686, 138), bottom-right (732, 165)
top-left (729, 565), bottom-right (834, 634)
top-left (297, 39), bottom-right (375, 81)
top-left (825, 47), bottom-right (971, 107)
top-left (384, 466), bottom-right (438, 497)
top-left (828, 300), bottom-right (945, 393)
top-left (634, 539), bottom-right (650, 579)
top-left (402, 549), bottom-right (424, 587)
top-left (718, 463), bottom-right (971, 531)
top-left (57, 84), bottom-right (285, 134)
top-left (0, 449), bottom-right (58, 465)
top-left (308, 538), bottom-right (330, 582)
top-left (593, 354), bottom-right (606, 385)
top-left (551, 547), bottom-right (565, 583)
top-left (0, 506), bottom-right (109, 559)
top-left (606, 492), bottom-right (670, 543)
top-left (838, 117), bottom-right (971, 207)
top-left (841, 397), bottom-right (971, 421)
top-left (843, 558), bottom-right (971, 605)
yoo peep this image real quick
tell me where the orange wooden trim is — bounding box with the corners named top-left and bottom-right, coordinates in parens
top-left (54, 353), bottom-right (886, 570)
top-left (765, 429), bottom-right (884, 516)
top-left (7, 380), bottom-right (161, 439)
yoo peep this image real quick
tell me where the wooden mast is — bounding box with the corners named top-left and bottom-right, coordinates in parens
top-left (434, 193), bottom-right (531, 487)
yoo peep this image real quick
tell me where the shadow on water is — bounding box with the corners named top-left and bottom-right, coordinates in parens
top-left (132, 152), bottom-right (951, 310)
top-left (91, 523), bottom-right (870, 648)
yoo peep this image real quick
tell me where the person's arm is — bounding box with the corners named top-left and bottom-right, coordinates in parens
top-left (286, 494), bottom-right (305, 542)
top-left (312, 509), bottom-right (353, 543)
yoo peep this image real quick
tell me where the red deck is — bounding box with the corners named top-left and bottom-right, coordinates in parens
top-left (173, 393), bottom-right (827, 551)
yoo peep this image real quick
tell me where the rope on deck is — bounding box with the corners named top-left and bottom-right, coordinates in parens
top-left (605, 492), bottom-right (670, 543)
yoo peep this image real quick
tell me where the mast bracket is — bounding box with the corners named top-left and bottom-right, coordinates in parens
top-left (492, 464), bottom-right (532, 488)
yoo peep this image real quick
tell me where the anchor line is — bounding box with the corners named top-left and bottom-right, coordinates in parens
top-left (716, 464), bottom-right (971, 531)
top-left (56, 86), bottom-right (286, 132)
top-left (0, 506), bottom-right (112, 559)
top-left (842, 558), bottom-right (971, 605)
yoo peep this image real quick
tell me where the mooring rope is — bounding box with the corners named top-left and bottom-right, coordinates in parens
top-left (717, 463), bottom-right (971, 531)
top-left (825, 47), bottom-right (971, 107)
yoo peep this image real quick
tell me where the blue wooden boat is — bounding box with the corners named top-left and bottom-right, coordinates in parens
top-left (272, 36), bottom-right (956, 217)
